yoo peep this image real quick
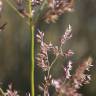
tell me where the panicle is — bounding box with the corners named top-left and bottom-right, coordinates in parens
top-left (31, 0), bottom-right (74, 23)
top-left (64, 60), bottom-right (73, 79)
top-left (61, 24), bottom-right (72, 45)
top-left (51, 57), bottom-right (93, 96)
top-left (72, 57), bottom-right (93, 89)
top-left (36, 26), bottom-right (93, 96)
top-left (45, 0), bottom-right (74, 23)
top-left (5, 83), bottom-right (20, 96)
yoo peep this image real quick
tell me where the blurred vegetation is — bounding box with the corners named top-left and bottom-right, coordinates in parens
top-left (0, 0), bottom-right (96, 96)
top-left (0, 0), bottom-right (30, 95)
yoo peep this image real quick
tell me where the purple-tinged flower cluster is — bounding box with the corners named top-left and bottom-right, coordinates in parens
top-left (61, 24), bottom-right (72, 45)
top-left (44, 0), bottom-right (74, 23)
top-left (64, 60), bottom-right (73, 79)
top-left (36, 25), bottom-right (73, 71)
top-left (31, 0), bottom-right (74, 23)
top-left (36, 25), bottom-right (93, 96)
top-left (72, 57), bottom-right (93, 89)
top-left (0, 83), bottom-right (31, 96)
top-left (51, 57), bottom-right (93, 96)
top-left (3, 84), bottom-right (20, 96)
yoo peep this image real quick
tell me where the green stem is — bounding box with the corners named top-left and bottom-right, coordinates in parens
top-left (5, 0), bottom-right (35, 95)
top-left (31, 25), bottom-right (35, 96)
top-left (28, 1), bottom-right (35, 96)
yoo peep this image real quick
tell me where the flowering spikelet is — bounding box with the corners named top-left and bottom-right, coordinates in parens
top-left (36, 30), bottom-right (50, 71)
top-left (31, 0), bottom-right (74, 23)
top-left (39, 75), bottom-right (52, 96)
top-left (72, 57), bottom-right (93, 89)
top-left (51, 57), bottom-right (93, 96)
top-left (44, 0), bottom-right (74, 23)
top-left (64, 60), bottom-right (73, 79)
top-left (0, 84), bottom-right (31, 96)
top-left (60, 24), bottom-right (72, 55)
top-left (64, 57), bottom-right (93, 96)
top-left (5, 83), bottom-right (19, 96)
top-left (15, 0), bottom-right (74, 22)
top-left (61, 24), bottom-right (72, 45)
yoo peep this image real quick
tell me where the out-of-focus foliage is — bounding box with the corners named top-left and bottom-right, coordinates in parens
top-left (0, 0), bottom-right (30, 95)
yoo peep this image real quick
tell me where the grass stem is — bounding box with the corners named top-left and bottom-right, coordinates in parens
top-left (28, 0), bottom-right (35, 96)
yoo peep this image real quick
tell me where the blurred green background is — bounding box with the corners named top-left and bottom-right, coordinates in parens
top-left (0, 0), bottom-right (96, 96)
top-left (0, 0), bottom-right (31, 95)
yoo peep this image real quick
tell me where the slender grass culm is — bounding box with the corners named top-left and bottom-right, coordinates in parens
top-left (6, 0), bottom-right (35, 96)
top-left (28, 0), bottom-right (35, 95)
